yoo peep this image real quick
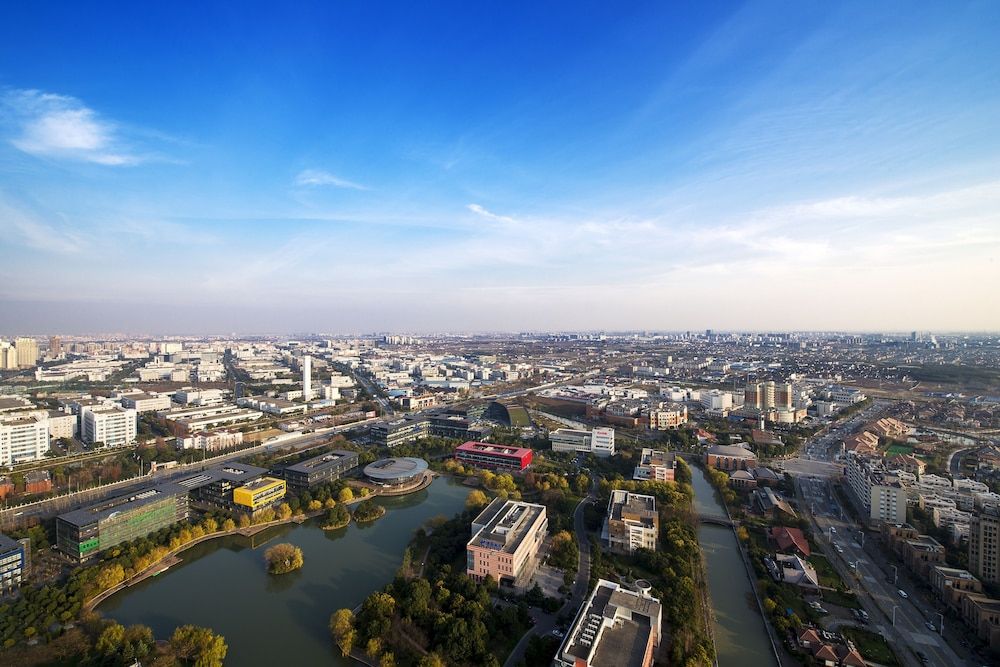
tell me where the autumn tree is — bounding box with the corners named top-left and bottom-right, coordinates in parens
top-left (264, 543), bottom-right (304, 574)
top-left (329, 608), bottom-right (355, 657)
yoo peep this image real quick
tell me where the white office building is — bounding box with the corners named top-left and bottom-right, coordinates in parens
top-left (82, 406), bottom-right (137, 448)
top-left (550, 426), bottom-right (615, 457)
top-left (302, 355), bottom-right (313, 401)
top-left (0, 414), bottom-right (50, 465)
top-left (846, 454), bottom-right (907, 525)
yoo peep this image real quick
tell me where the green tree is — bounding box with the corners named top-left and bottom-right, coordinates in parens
top-left (264, 543), bottom-right (304, 574)
top-left (96, 622), bottom-right (126, 655)
top-left (169, 625), bottom-right (228, 667)
top-left (465, 489), bottom-right (488, 509)
top-left (329, 608), bottom-right (355, 657)
top-left (339, 487), bottom-right (355, 503)
top-left (419, 653), bottom-right (446, 667)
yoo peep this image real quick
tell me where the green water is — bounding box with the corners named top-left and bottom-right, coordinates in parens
top-left (688, 464), bottom-right (777, 667)
top-left (99, 478), bottom-right (469, 666)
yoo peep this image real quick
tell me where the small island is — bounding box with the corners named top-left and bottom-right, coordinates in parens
top-left (264, 543), bottom-right (304, 575)
top-left (321, 503), bottom-right (351, 530)
top-left (351, 499), bottom-right (386, 523)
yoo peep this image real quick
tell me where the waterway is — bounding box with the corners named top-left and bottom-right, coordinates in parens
top-left (100, 478), bottom-right (469, 666)
top-left (687, 463), bottom-right (777, 667)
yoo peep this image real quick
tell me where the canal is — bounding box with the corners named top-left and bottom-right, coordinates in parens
top-left (687, 462), bottom-right (777, 667)
top-left (99, 477), bottom-right (469, 666)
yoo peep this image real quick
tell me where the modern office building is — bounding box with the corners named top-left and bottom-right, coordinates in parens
top-left (455, 441), bottom-right (533, 471)
top-left (554, 579), bottom-right (662, 667)
top-left (120, 392), bottom-right (172, 413)
top-left (282, 450), bottom-right (360, 493)
top-left (82, 405), bottom-right (137, 447)
top-left (603, 490), bottom-right (658, 554)
top-left (56, 482), bottom-right (190, 560)
top-left (370, 417), bottom-right (430, 447)
top-left (175, 462), bottom-right (269, 508)
top-left (302, 355), bottom-right (313, 401)
top-left (364, 457), bottom-right (428, 488)
top-left (466, 498), bottom-right (547, 590)
top-left (632, 449), bottom-right (676, 483)
top-left (970, 504), bottom-right (1000, 584)
top-left (0, 533), bottom-right (26, 595)
top-left (550, 426), bottom-right (616, 457)
top-left (232, 477), bottom-right (287, 512)
top-left (0, 413), bottom-right (50, 465)
top-left (846, 454), bottom-right (907, 526)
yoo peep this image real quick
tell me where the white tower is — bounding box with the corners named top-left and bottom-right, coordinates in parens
top-left (303, 355), bottom-right (313, 401)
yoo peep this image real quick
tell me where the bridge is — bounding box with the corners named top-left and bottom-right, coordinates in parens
top-left (698, 514), bottom-right (734, 527)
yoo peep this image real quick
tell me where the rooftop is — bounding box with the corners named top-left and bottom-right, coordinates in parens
top-left (456, 441), bottom-right (532, 458)
top-left (561, 580), bottom-right (661, 667)
top-left (57, 481), bottom-right (187, 528)
top-left (285, 449), bottom-right (360, 474)
top-left (469, 498), bottom-right (546, 555)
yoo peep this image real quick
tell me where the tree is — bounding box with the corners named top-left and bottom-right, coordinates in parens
top-left (419, 653), bottom-right (446, 667)
top-left (465, 489), bottom-right (489, 509)
top-left (222, 518), bottom-right (236, 532)
top-left (264, 543), bottom-right (304, 574)
top-left (96, 622), bottom-right (126, 655)
top-left (339, 487), bottom-right (355, 503)
top-left (380, 651), bottom-right (397, 667)
top-left (329, 608), bottom-right (355, 657)
top-left (277, 502), bottom-right (293, 520)
top-left (169, 625), bottom-right (228, 667)
top-left (366, 637), bottom-right (383, 659)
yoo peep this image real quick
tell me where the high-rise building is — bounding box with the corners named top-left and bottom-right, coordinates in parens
top-left (48, 336), bottom-right (62, 358)
top-left (0, 341), bottom-right (17, 370)
top-left (969, 505), bottom-right (1000, 584)
top-left (15, 338), bottom-right (39, 368)
top-left (302, 355), bottom-right (313, 401)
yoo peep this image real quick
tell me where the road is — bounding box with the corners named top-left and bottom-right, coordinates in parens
top-left (948, 447), bottom-right (973, 475)
top-left (0, 421), bottom-right (374, 526)
top-left (774, 400), bottom-right (890, 478)
top-left (503, 490), bottom-right (594, 667)
top-left (798, 476), bottom-right (973, 667)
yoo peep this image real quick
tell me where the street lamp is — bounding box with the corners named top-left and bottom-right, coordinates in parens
top-left (891, 564), bottom-right (898, 585)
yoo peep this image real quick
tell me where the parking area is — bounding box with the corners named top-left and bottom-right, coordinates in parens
top-left (531, 563), bottom-right (566, 599)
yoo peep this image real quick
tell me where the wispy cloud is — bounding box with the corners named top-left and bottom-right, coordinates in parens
top-left (2, 89), bottom-right (145, 165)
top-left (0, 197), bottom-right (86, 254)
top-left (294, 169), bottom-right (369, 190)
top-left (466, 203), bottom-right (516, 224)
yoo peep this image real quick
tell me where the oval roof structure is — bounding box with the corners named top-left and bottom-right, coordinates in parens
top-left (363, 457), bottom-right (429, 482)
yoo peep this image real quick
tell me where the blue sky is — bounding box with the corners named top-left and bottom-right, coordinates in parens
top-left (1, 1), bottom-right (999, 334)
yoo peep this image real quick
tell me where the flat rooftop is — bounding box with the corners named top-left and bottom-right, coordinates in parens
top-left (456, 441), bottom-right (532, 458)
top-left (469, 498), bottom-right (546, 555)
top-left (364, 457), bottom-right (428, 480)
top-left (562, 580), bottom-right (661, 667)
top-left (58, 481), bottom-right (187, 528)
top-left (285, 449), bottom-right (360, 474)
top-left (175, 462), bottom-right (268, 490)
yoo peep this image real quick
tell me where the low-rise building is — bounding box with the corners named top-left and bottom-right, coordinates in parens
top-left (705, 444), bottom-right (757, 471)
top-left (752, 487), bottom-right (797, 520)
top-left (281, 450), bottom-right (360, 493)
top-left (0, 533), bottom-right (26, 596)
top-left (603, 490), bottom-right (658, 554)
top-left (632, 449), bottom-right (676, 482)
top-left (56, 482), bottom-right (190, 560)
top-left (554, 579), bottom-right (662, 667)
top-left (466, 498), bottom-right (547, 590)
top-left (647, 403), bottom-right (687, 430)
top-left (120, 392), bottom-right (172, 413)
top-left (550, 427), bottom-right (615, 457)
top-left (960, 594), bottom-right (1000, 654)
top-left (454, 441), bottom-right (533, 471)
top-left (930, 566), bottom-right (982, 612)
top-left (25, 470), bottom-right (53, 495)
top-left (232, 477), bottom-right (287, 512)
top-left (370, 417), bottom-right (430, 448)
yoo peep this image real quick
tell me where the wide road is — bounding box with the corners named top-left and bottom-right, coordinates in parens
top-left (798, 476), bottom-right (973, 667)
top-left (503, 490), bottom-right (594, 667)
top-left (774, 399), bottom-right (889, 477)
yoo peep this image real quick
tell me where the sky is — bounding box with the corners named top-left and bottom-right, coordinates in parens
top-left (1, 1), bottom-right (999, 335)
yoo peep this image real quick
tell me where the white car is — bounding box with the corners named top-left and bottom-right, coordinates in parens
top-left (898, 590), bottom-right (909, 599)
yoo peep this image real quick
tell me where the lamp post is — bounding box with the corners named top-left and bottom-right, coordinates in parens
top-left (891, 564), bottom-right (898, 585)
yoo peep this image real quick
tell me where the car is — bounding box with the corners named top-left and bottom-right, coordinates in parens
top-left (915, 651), bottom-right (929, 664)
top-left (898, 590), bottom-right (909, 599)
top-left (859, 610), bottom-right (869, 620)
top-left (925, 621), bottom-right (936, 631)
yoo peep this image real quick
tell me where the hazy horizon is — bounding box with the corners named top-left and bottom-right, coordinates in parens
top-left (3, 3), bottom-right (1000, 333)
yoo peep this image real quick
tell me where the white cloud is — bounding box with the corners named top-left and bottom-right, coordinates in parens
top-left (466, 203), bottom-right (516, 224)
top-left (294, 169), bottom-right (369, 190)
top-left (2, 89), bottom-right (142, 165)
top-left (0, 198), bottom-right (86, 254)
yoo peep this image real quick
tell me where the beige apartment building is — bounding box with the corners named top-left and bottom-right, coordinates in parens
top-left (603, 489), bottom-right (658, 554)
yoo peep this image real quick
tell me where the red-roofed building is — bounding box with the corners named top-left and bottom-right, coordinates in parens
top-left (769, 526), bottom-right (811, 557)
top-left (455, 441), bottom-right (533, 471)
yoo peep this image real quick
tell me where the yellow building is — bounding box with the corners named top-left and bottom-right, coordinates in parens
top-left (232, 477), bottom-right (286, 510)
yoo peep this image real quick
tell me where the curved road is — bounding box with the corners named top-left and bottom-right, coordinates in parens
top-left (503, 491), bottom-right (594, 667)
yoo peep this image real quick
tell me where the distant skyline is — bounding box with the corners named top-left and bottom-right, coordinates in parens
top-left (2, 2), bottom-right (1000, 334)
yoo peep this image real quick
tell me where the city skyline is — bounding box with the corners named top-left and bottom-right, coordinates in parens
top-left (3, 2), bottom-right (1000, 333)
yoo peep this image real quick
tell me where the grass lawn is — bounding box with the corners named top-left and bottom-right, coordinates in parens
top-left (841, 627), bottom-right (900, 666)
top-left (507, 406), bottom-right (531, 427)
top-left (811, 554), bottom-right (845, 589)
top-left (821, 588), bottom-right (861, 610)
top-left (885, 444), bottom-right (914, 456)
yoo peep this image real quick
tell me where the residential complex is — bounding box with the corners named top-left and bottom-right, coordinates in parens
top-left (554, 579), bottom-right (662, 667)
top-left (0, 413), bottom-right (50, 466)
top-left (550, 427), bottom-right (615, 457)
top-left (846, 454), bottom-right (907, 526)
top-left (454, 441), bottom-right (533, 471)
top-left (466, 498), bottom-right (547, 591)
top-left (603, 490), bottom-right (658, 554)
top-left (632, 449), bottom-right (676, 482)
